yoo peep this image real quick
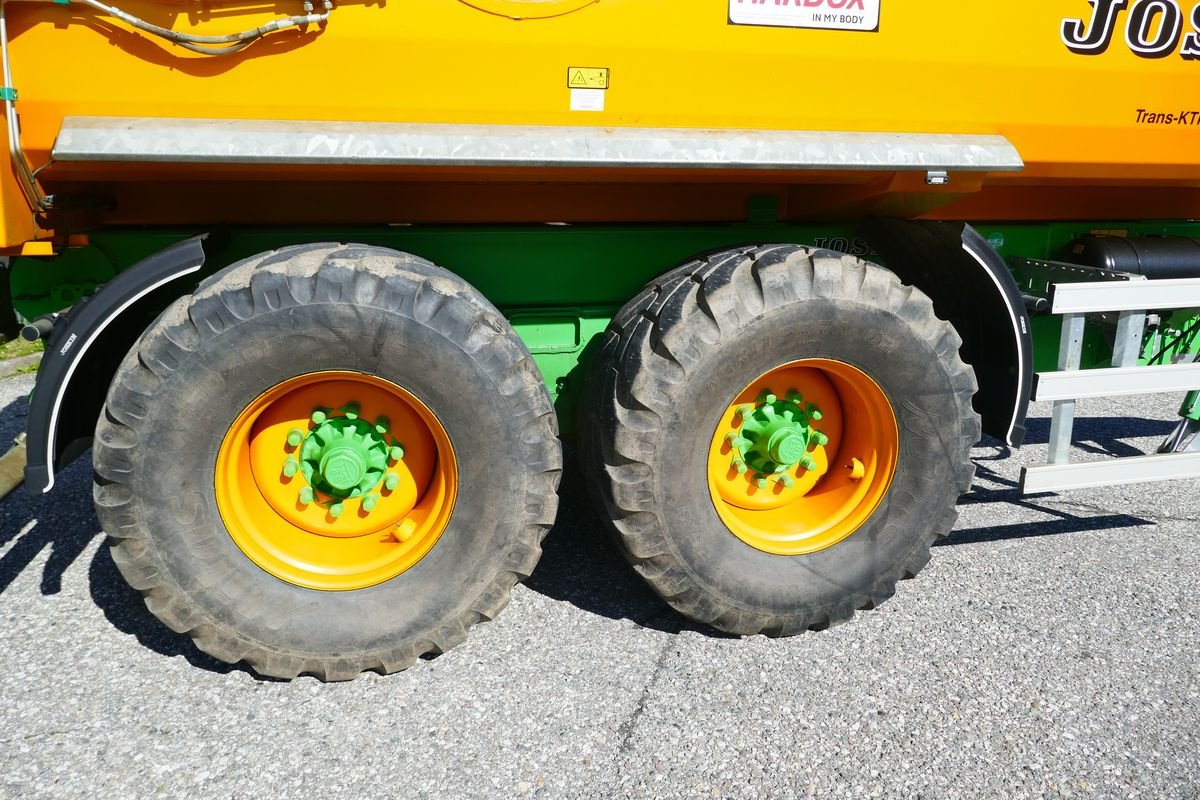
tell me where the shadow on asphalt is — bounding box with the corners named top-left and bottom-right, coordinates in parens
top-left (0, 393), bottom-right (101, 598)
top-left (942, 430), bottom-right (1155, 547)
top-left (1023, 415), bottom-right (1177, 456)
top-left (524, 457), bottom-right (731, 639)
top-left (0, 391), bottom-right (1167, 671)
top-left (0, 390), bottom-right (272, 679)
top-left (87, 542), bottom-right (277, 679)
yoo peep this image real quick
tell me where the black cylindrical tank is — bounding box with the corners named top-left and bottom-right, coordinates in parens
top-left (1063, 235), bottom-right (1200, 279)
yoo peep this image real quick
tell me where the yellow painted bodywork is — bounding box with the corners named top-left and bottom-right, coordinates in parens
top-left (4, 0), bottom-right (1200, 246)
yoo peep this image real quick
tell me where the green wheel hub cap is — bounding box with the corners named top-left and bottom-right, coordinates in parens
top-left (726, 388), bottom-right (830, 486)
top-left (281, 403), bottom-right (408, 515)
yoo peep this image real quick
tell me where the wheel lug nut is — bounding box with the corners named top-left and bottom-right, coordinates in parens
top-left (329, 502), bottom-right (345, 518)
top-left (299, 486), bottom-right (314, 505)
top-left (286, 428), bottom-right (304, 448)
top-left (778, 474), bottom-right (795, 488)
top-left (754, 475), bottom-right (768, 489)
top-left (800, 456), bottom-right (817, 471)
top-left (813, 431), bottom-right (830, 447)
top-left (806, 403), bottom-right (823, 421)
top-left (764, 393), bottom-right (777, 405)
top-left (374, 416), bottom-right (390, 435)
top-left (282, 457), bottom-right (299, 478)
top-left (384, 473), bottom-right (400, 491)
top-left (311, 407), bottom-right (328, 424)
top-left (786, 389), bottom-right (802, 403)
top-left (731, 457), bottom-right (747, 474)
top-left (362, 494), bottom-right (379, 512)
top-left (389, 444), bottom-right (405, 462)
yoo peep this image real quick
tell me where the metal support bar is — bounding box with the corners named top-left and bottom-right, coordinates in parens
top-left (1051, 278), bottom-right (1200, 314)
top-left (1031, 273), bottom-right (1200, 493)
top-left (1047, 313), bottom-right (1085, 465)
top-left (1022, 451), bottom-right (1200, 493)
top-left (1111, 310), bottom-right (1147, 368)
top-left (0, 433), bottom-right (26, 502)
top-left (1182, 390), bottom-right (1200, 422)
top-left (1033, 362), bottom-right (1200, 402)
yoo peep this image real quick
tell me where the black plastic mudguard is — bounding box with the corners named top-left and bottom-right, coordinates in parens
top-left (24, 235), bottom-right (207, 494)
top-left (861, 219), bottom-right (1033, 448)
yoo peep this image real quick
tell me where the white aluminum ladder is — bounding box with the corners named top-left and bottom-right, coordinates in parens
top-left (1020, 277), bottom-right (1200, 493)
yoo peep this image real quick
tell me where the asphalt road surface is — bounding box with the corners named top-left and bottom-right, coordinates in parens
top-left (0, 370), bottom-right (1197, 799)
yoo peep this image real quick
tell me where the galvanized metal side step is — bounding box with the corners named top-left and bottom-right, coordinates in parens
top-left (1020, 278), bottom-right (1200, 493)
top-left (52, 117), bottom-right (1025, 173)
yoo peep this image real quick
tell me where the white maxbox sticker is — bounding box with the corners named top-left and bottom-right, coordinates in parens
top-left (729, 0), bottom-right (880, 32)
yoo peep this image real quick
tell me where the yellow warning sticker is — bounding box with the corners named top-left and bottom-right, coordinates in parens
top-left (567, 67), bottom-right (609, 90)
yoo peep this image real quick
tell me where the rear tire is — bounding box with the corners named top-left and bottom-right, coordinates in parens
top-left (580, 244), bottom-right (979, 635)
top-left (93, 243), bottom-right (561, 680)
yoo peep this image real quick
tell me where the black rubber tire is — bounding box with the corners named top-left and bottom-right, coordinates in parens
top-left (92, 244), bottom-right (561, 680)
top-left (580, 244), bottom-right (980, 636)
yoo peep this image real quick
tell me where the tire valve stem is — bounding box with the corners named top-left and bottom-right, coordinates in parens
top-left (848, 458), bottom-right (866, 481)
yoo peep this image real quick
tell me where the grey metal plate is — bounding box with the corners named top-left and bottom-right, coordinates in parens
top-left (1021, 451), bottom-right (1200, 493)
top-left (52, 116), bottom-right (1025, 172)
top-left (1033, 362), bottom-right (1200, 402)
top-left (1051, 277), bottom-right (1200, 314)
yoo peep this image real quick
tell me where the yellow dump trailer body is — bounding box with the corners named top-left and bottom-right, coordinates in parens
top-left (3, 0), bottom-right (1200, 247)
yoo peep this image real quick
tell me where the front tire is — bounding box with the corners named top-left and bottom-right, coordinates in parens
top-left (581, 245), bottom-right (979, 635)
top-left (93, 244), bottom-right (561, 680)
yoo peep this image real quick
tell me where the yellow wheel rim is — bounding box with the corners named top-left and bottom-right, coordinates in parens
top-left (707, 359), bottom-right (898, 556)
top-left (215, 371), bottom-right (458, 591)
